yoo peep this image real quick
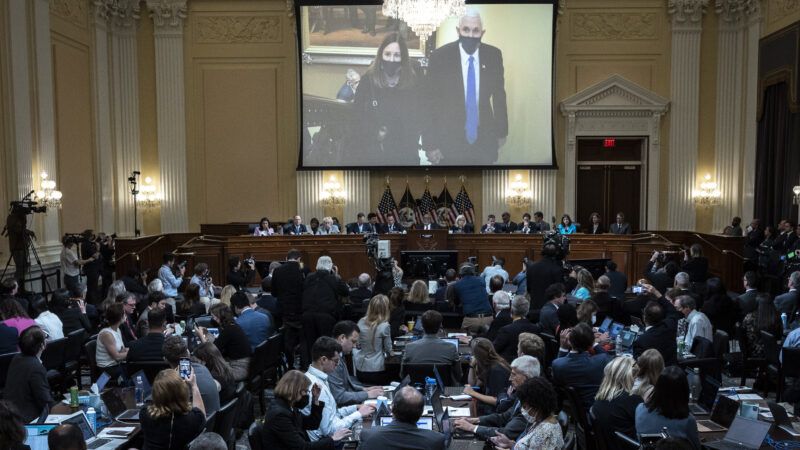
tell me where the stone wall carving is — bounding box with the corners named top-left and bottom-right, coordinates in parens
top-left (768, 0), bottom-right (800, 23)
top-left (571, 12), bottom-right (657, 40)
top-left (194, 15), bottom-right (281, 43)
top-left (668, 0), bottom-right (709, 24)
top-left (147, 0), bottom-right (187, 28)
top-left (50, 0), bottom-right (89, 28)
top-left (716, 0), bottom-right (760, 24)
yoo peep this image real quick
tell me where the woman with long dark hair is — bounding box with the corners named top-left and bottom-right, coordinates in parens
top-left (700, 277), bottom-right (736, 335)
top-left (0, 401), bottom-right (27, 450)
top-left (557, 214), bottom-right (576, 235)
top-left (464, 338), bottom-right (511, 414)
top-left (0, 298), bottom-right (34, 335)
top-left (742, 293), bottom-right (782, 358)
top-left (193, 341), bottom-right (237, 404)
top-left (387, 286), bottom-right (407, 338)
top-left (351, 32), bottom-right (422, 165)
top-left (177, 283), bottom-right (206, 318)
top-left (635, 366), bottom-right (700, 449)
top-left (197, 303), bottom-right (251, 381)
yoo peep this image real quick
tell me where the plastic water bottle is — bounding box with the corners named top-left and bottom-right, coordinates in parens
top-left (135, 376), bottom-right (145, 407)
top-left (424, 377), bottom-right (436, 405)
top-left (87, 407), bottom-right (97, 434)
top-left (781, 313), bottom-right (788, 329)
top-left (615, 333), bottom-right (623, 352)
top-left (687, 368), bottom-right (701, 401)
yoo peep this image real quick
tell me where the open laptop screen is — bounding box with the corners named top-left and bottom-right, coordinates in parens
top-left (379, 416), bottom-right (434, 430)
top-left (25, 424), bottom-right (57, 450)
top-left (61, 411), bottom-right (95, 440)
top-left (721, 417), bottom-right (771, 447)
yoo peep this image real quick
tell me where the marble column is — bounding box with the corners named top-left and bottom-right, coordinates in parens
top-left (741, 4), bottom-right (761, 223)
top-left (110, 0), bottom-right (142, 236)
top-left (7, 0), bottom-right (35, 201)
top-left (92, 1), bottom-right (116, 233)
top-left (147, 0), bottom-right (189, 233)
top-left (712, 0), bottom-right (758, 231)
top-left (667, 0), bottom-right (707, 230)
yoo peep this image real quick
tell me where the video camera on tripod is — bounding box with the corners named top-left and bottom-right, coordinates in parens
top-left (542, 230), bottom-right (570, 260)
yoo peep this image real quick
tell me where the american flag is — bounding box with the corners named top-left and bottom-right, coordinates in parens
top-left (454, 185), bottom-right (476, 223)
top-left (416, 187), bottom-right (436, 224)
top-left (376, 186), bottom-right (398, 223)
top-left (437, 186), bottom-right (457, 226)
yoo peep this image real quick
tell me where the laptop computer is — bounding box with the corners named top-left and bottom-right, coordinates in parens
top-left (689, 375), bottom-right (720, 415)
top-left (703, 416), bottom-right (771, 450)
top-left (618, 329), bottom-right (638, 348)
top-left (608, 322), bottom-right (625, 339)
top-left (766, 400), bottom-right (800, 436)
top-left (101, 389), bottom-right (141, 421)
top-left (24, 424), bottom-right (58, 450)
top-left (598, 317), bottom-right (613, 333)
top-left (697, 395), bottom-right (739, 432)
top-left (434, 365), bottom-right (463, 397)
top-left (378, 416), bottom-right (434, 430)
top-left (60, 411), bottom-right (126, 450)
top-left (442, 338), bottom-right (460, 353)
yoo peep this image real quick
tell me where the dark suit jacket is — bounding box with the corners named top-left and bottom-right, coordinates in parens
top-left (450, 224), bottom-right (474, 234)
top-left (127, 332), bottom-right (166, 362)
top-left (402, 334), bottom-right (462, 384)
top-left (633, 322), bottom-right (678, 366)
top-left (485, 309), bottom-right (512, 341)
top-left (424, 41), bottom-right (507, 164)
top-left (610, 222), bottom-right (632, 234)
top-left (272, 261), bottom-right (305, 318)
top-left (382, 222), bottom-right (404, 233)
top-left (586, 224), bottom-right (605, 234)
top-left (526, 258), bottom-right (564, 310)
top-left (360, 421), bottom-right (446, 450)
top-left (551, 350), bottom-right (611, 408)
top-left (644, 263), bottom-right (674, 295)
top-left (499, 221), bottom-right (517, 234)
top-left (537, 302), bottom-right (560, 336)
top-left (4, 354), bottom-right (53, 422)
top-left (0, 323), bottom-right (18, 354)
top-left (350, 287), bottom-right (373, 304)
top-left (681, 257), bottom-right (709, 283)
top-left (605, 270), bottom-right (628, 299)
top-left (480, 224), bottom-right (500, 234)
top-left (346, 222), bottom-right (377, 234)
top-left (533, 221), bottom-right (551, 232)
top-left (735, 290), bottom-right (758, 320)
top-left (775, 290), bottom-right (799, 315)
top-left (286, 224), bottom-right (309, 235)
top-left (475, 399), bottom-right (527, 440)
top-left (302, 270), bottom-right (349, 317)
top-left (262, 398), bottom-right (333, 450)
top-left (493, 317), bottom-right (541, 363)
top-left (414, 223), bottom-right (441, 231)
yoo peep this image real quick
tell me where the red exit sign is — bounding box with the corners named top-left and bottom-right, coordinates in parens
top-left (603, 138), bottom-right (616, 148)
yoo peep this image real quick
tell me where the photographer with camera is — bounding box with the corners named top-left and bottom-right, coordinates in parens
top-left (158, 253), bottom-right (185, 299)
top-left (226, 256), bottom-right (255, 291)
top-left (98, 232), bottom-right (115, 298)
top-left (79, 229), bottom-right (103, 304)
top-left (59, 235), bottom-right (97, 298)
top-left (189, 262), bottom-right (217, 300)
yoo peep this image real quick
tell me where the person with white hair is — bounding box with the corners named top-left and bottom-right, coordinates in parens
top-left (452, 355), bottom-right (539, 441)
top-left (188, 432), bottom-right (227, 450)
top-left (423, 9), bottom-right (508, 165)
top-left (493, 295), bottom-right (541, 363)
top-left (484, 290), bottom-right (512, 341)
top-left (350, 273), bottom-right (373, 304)
top-left (774, 270), bottom-right (799, 315)
top-left (300, 256), bottom-right (350, 366)
top-left (316, 216), bottom-right (340, 235)
top-left (336, 68), bottom-right (361, 102)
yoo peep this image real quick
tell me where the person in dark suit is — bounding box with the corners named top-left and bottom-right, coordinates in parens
top-left (633, 302), bottom-right (678, 367)
top-left (532, 211), bottom-right (551, 232)
top-left (349, 274), bottom-right (373, 304)
top-left (262, 369), bottom-right (351, 449)
top-left (775, 271), bottom-right (799, 315)
top-left (272, 250), bottom-right (305, 366)
top-left (586, 212), bottom-right (605, 234)
top-left (287, 216), bottom-right (309, 235)
top-left (402, 310), bottom-right (462, 385)
top-left (346, 213), bottom-right (376, 234)
top-left (382, 214), bottom-right (404, 233)
top-left (0, 322), bottom-right (17, 354)
top-left (422, 11), bottom-right (507, 165)
top-left (480, 214), bottom-right (500, 234)
top-left (120, 268), bottom-right (149, 297)
top-left (485, 291), bottom-right (512, 341)
top-left (3, 326), bottom-right (52, 422)
top-left (604, 261), bottom-right (628, 299)
top-left (498, 212), bottom-right (517, 234)
top-left (537, 283), bottom-right (566, 336)
top-left (127, 307), bottom-right (168, 362)
top-left (301, 256), bottom-right (349, 365)
top-left (525, 244), bottom-right (565, 310)
top-left (609, 212), bottom-right (632, 235)
top-left (736, 271), bottom-right (760, 320)
top-left (552, 323), bottom-right (611, 408)
top-left (450, 214), bottom-right (474, 234)
top-left (360, 386), bottom-right (445, 450)
top-left (516, 213), bottom-right (535, 234)
top-left (645, 258), bottom-right (679, 295)
top-left (414, 213), bottom-right (440, 230)
top-left (494, 296), bottom-right (540, 363)
top-left (681, 244), bottom-right (709, 283)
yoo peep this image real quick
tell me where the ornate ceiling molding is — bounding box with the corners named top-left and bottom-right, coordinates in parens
top-left (668, 0), bottom-right (709, 24)
top-left (146, 0), bottom-right (188, 28)
top-left (51, 0), bottom-right (89, 28)
top-left (92, 0), bottom-right (141, 28)
top-left (715, 0), bottom-right (760, 24)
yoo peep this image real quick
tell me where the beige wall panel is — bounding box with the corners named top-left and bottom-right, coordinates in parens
top-left (196, 63), bottom-right (281, 223)
top-left (51, 35), bottom-right (96, 233)
top-left (573, 61), bottom-right (656, 93)
top-left (138, 16), bottom-right (161, 235)
top-left (695, 11), bottom-right (719, 233)
top-left (764, 0), bottom-right (800, 37)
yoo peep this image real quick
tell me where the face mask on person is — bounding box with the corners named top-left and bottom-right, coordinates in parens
top-left (521, 407), bottom-right (536, 423)
top-left (459, 35), bottom-right (481, 54)
top-left (295, 394), bottom-right (310, 409)
top-left (591, 314), bottom-right (597, 325)
top-left (382, 59), bottom-right (401, 77)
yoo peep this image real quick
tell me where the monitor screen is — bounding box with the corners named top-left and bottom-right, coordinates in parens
top-left (25, 424), bottom-right (57, 450)
top-left (379, 416), bottom-right (434, 430)
top-left (297, 1), bottom-right (556, 168)
top-left (442, 338), bottom-right (460, 352)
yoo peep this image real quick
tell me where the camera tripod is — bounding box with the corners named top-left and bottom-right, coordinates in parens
top-left (1, 225), bottom-right (51, 293)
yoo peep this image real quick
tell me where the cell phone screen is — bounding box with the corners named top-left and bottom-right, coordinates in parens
top-left (179, 359), bottom-right (191, 379)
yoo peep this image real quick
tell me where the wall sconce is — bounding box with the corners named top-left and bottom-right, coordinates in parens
top-left (693, 173), bottom-right (721, 208)
top-left (35, 171), bottom-right (63, 209)
top-left (506, 173), bottom-right (532, 208)
top-left (793, 185), bottom-right (800, 205)
top-left (321, 175), bottom-right (345, 208)
top-left (136, 177), bottom-right (162, 209)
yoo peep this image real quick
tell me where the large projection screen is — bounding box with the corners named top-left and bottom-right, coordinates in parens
top-left (298, 1), bottom-right (556, 168)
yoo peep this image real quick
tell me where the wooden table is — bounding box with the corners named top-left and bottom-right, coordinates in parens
top-left (50, 389), bottom-right (142, 450)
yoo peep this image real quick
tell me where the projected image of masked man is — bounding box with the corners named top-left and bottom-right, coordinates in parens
top-left (350, 32), bottom-right (423, 166)
top-left (424, 10), bottom-right (508, 166)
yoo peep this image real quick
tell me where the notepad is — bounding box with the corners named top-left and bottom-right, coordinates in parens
top-left (447, 407), bottom-right (471, 417)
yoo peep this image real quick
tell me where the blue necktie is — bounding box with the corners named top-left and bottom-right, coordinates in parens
top-left (465, 56), bottom-right (478, 144)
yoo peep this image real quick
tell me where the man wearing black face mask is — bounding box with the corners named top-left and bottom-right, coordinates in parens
top-left (423, 10), bottom-right (508, 165)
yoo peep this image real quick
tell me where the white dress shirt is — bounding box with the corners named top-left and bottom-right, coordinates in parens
top-left (459, 44), bottom-right (480, 108)
top-left (684, 310), bottom-right (713, 348)
top-left (304, 365), bottom-right (361, 441)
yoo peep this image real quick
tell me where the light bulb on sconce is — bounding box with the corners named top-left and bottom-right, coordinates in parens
top-left (136, 176), bottom-right (162, 209)
top-left (506, 173), bottom-right (532, 208)
top-left (321, 175), bottom-right (345, 208)
top-left (34, 171), bottom-right (63, 209)
top-left (692, 173), bottom-right (721, 208)
top-left (793, 185), bottom-right (800, 205)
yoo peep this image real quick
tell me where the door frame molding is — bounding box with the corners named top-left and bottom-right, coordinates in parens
top-left (560, 75), bottom-right (669, 230)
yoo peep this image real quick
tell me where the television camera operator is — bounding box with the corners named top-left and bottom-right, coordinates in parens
top-left (227, 255), bottom-right (256, 291)
top-left (3, 196), bottom-right (46, 290)
top-left (363, 233), bottom-right (397, 295)
top-left (526, 232), bottom-right (570, 310)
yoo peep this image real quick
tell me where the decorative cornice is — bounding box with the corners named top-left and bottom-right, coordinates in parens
top-left (99, 0), bottom-right (141, 29)
top-left (571, 12), bottom-right (657, 40)
top-left (668, 0), bottom-right (709, 24)
top-left (50, 0), bottom-right (89, 28)
top-left (715, 0), bottom-right (760, 24)
top-left (146, 0), bottom-right (187, 28)
top-left (558, 0), bottom-right (566, 16)
top-left (194, 15), bottom-right (282, 44)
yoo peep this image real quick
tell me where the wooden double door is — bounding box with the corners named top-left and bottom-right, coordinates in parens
top-left (575, 138), bottom-right (644, 233)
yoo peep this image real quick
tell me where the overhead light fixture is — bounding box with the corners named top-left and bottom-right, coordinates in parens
top-left (35, 171), bottom-right (62, 209)
top-left (693, 173), bottom-right (721, 208)
top-left (136, 176), bottom-right (162, 209)
top-left (506, 173), bottom-right (531, 208)
top-left (321, 175), bottom-right (345, 208)
top-left (382, 0), bottom-right (466, 46)
top-left (793, 185), bottom-right (800, 205)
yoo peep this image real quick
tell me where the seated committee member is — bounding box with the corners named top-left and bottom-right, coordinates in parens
top-left (263, 370), bottom-right (352, 449)
top-left (552, 323), bottom-right (611, 408)
top-left (590, 356), bottom-right (643, 445)
top-left (4, 326), bottom-right (53, 422)
top-left (316, 216), bottom-right (341, 235)
top-left (346, 213), bottom-right (375, 234)
top-left (499, 212), bottom-right (517, 233)
top-left (163, 335), bottom-right (221, 416)
top-left (329, 321), bottom-right (384, 407)
top-left (450, 214), bottom-right (474, 234)
top-left (610, 212), bottom-right (632, 234)
top-left (557, 214), bottom-right (576, 234)
top-left (480, 214), bottom-right (500, 234)
top-left (517, 213), bottom-right (534, 234)
top-left (383, 214), bottom-right (404, 233)
top-left (635, 366), bottom-right (700, 449)
top-left (586, 212), bottom-right (604, 234)
top-left (402, 310), bottom-right (462, 385)
top-left (305, 337), bottom-right (374, 441)
top-left (287, 215), bottom-right (309, 235)
top-left (531, 211), bottom-right (551, 232)
top-left (253, 217), bottom-right (274, 236)
top-left (415, 213), bottom-right (440, 231)
top-left (359, 386), bottom-right (446, 450)
top-left (454, 355), bottom-right (540, 441)
top-left (349, 32), bottom-right (423, 166)
top-left (488, 377), bottom-right (564, 450)
top-left (140, 369), bottom-right (206, 450)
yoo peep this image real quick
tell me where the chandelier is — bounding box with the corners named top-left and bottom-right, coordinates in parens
top-left (382, 0), bottom-right (466, 46)
top-left (136, 177), bottom-right (162, 209)
top-left (35, 171), bottom-right (62, 209)
top-left (506, 174), bottom-right (532, 208)
top-left (793, 185), bottom-right (800, 205)
top-left (692, 173), bottom-right (721, 208)
top-left (321, 175), bottom-right (345, 208)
